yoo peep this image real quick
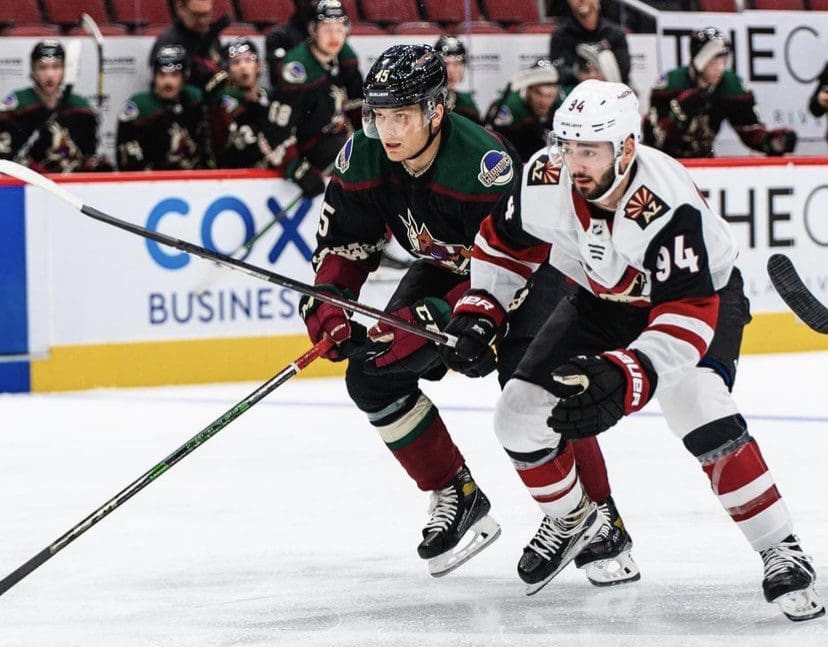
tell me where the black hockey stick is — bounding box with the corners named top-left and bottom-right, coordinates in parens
top-left (767, 253), bottom-right (828, 334)
top-left (0, 160), bottom-right (455, 347)
top-left (0, 338), bottom-right (332, 597)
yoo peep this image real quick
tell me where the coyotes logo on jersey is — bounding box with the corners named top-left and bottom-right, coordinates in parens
top-left (527, 154), bottom-right (561, 186)
top-left (400, 210), bottom-right (472, 274)
top-left (624, 185), bottom-right (669, 230)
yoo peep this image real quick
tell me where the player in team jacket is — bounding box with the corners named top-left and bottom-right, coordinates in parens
top-left (116, 45), bottom-right (206, 171)
top-left (209, 38), bottom-right (296, 170)
top-left (443, 79), bottom-right (823, 621)
top-left (279, 0), bottom-right (363, 198)
top-left (435, 35), bottom-right (480, 124)
top-left (299, 44), bottom-right (639, 585)
top-left (485, 58), bottom-right (565, 163)
top-left (0, 41), bottom-right (109, 173)
top-left (643, 27), bottom-right (796, 158)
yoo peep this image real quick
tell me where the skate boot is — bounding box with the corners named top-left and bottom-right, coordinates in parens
top-left (760, 534), bottom-right (825, 622)
top-left (417, 465), bottom-right (501, 577)
top-left (518, 495), bottom-right (602, 595)
top-left (575, 496), bottom-right (640, 587)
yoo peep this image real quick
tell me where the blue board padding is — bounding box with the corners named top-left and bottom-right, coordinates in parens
top-left (0, 361), bottom-right (30, 393)
top-left (0, 185), bottom-right (28, 356)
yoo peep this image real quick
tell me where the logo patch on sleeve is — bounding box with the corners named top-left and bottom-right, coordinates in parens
top-left (335, 135), bottom-right (353, 173)
top-left (1, 92), bottom-right (19, 112)
top-left (282, 61), bottom-right (307, 84)
top-left (117, 100), bottom-right (139, 121)
top-left (527, 154), bottom-right (561, 186)
top-left (492, 105), bottom-right (513, 127)
top-left (477, 150), bottom-right (514, 187)
top-left (623, 185), bottom-right (669, 229)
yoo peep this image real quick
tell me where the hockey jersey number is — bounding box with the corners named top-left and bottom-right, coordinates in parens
top-left (655, 234), bottom-right (700, 282)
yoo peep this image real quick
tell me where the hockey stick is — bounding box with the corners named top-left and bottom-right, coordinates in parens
top-left (767, 253), bottom-right (828, 334)
top-left (0, 160), bottom-right (455, 347)
top-left (0, 338), bottom-right (332, 597)
top-left (13, 39), bottom-right (82, 164)
top-left (193, 191), bottom-right (304, 294)
top-left (80, 12), bottom-right (105, 108)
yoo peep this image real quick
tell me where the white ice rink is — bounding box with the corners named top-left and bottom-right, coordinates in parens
top-left (2, 352), bottom-right (828, 646)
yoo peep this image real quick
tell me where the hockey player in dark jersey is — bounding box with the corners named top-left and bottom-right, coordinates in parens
top-left (0, 41), bottom-right (109, 173)
top-left (279, 0), bottom-right (363, 198)
top-left (434, 35), bottom-right (480, 124)
top-left (298, 44), bottom-right (639, 585)
top-left (643, 27), bottom-right (797, 158)
top-left (485, 58), bottom-right (565, 163)
top-left (444, 79), bottom-right (823, 621)
top-left (265, 0), bottom-right (318, 86)
top-left (209, 38), bottom-right (296, 170)
top-left (116, 45), bottom-right (206, 171)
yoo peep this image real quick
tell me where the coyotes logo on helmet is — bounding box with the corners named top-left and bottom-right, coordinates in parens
top-left (527, 154), bottom-right (561, 186)
top-left (624, 185), bottom-right (668, 230)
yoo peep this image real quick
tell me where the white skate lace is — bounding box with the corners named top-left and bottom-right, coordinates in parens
top-left (528, 506), bottom-right (588, 560)
top-left (423, 486), bottom-right (459, 533)
top-left (761, 538), bottom-right (813, 581)
top-left (591, 503), bottom-right (612, 542)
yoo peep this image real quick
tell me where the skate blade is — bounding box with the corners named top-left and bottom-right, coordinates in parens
top-left (525, 507), bottom-right (603, 596)
top-left (773, 585), bottom-right (826, 622)
top-left (582, 550), bottom-right (641, 587)
top-left (428, 515), bottom-right (501, 578)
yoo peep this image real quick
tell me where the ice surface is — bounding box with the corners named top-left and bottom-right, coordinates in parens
top-left (2, 353), bottom-right (828, 646)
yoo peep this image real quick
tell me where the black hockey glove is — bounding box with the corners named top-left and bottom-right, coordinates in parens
top-left (363, 297), bottom-right (451, 376)
top-left (288, 157), bottom-right (326, 199)
top-left (441, 290), bottom-right (506, 378)
top-left (547, 349), bottom-right (657, 439)
top-left (762, 128), bottom-right (797, 156)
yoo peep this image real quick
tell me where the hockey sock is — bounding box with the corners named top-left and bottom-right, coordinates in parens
top-left (572, 437), bottom-right (611, 503)
top-left (700, 433), bottom-right (793, 551)
top-left (372, 393), bottom-right (464, 491)
top-left (513, 442), bottom-right (584, 517)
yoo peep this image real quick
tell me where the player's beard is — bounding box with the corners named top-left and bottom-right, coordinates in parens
top-left (573, 164), bottom-right (616, 200)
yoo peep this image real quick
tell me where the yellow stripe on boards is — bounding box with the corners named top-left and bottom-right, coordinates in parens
top-left (30, 334), bottom-right (346, 392)
top-left (26, 312), bottom-right (828, 393)
top-left (742, 312), bottom-right (828, 354)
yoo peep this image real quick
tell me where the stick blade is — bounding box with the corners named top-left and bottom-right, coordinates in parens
top-left (767, 254), bottom-right (828, 334)
top-left (0, 160), bottom-right (85, 210)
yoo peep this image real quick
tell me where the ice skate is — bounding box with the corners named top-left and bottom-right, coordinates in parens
top-left (760, 534), bottom-right (825, 622)
top-left (417, 466), bottom-right (501, 577)
top-left (575, 496), bottom-right (640, 587)
top-left (518, 495), bottom-right (602, 595)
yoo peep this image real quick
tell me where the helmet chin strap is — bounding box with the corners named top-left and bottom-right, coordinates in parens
top-left (588, 149), bottom-right (635, 205)
top-left (405, 118), bottom-right (441, 161)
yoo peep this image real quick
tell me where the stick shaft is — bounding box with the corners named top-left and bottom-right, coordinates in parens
top-left (0, 339), bottom-right (331, 597)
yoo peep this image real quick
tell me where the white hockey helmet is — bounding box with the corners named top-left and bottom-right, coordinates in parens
top-left (552, 79), bottom-right (640, 202)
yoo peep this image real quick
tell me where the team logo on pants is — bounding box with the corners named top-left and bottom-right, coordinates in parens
top-left (623, 185), bottom-right (669, 230)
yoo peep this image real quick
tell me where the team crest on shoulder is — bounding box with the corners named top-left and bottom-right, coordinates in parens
top-left (624, 185), bottom-right (669, 229)
top-left (527, 154), bottom-right (561, 186)
top-left (118, 100), bottom-right (139, 121)
top-left (478, 150), bottom-right (513, 187)
top-left (1, 92), bottom-right (18, 112)
top-left (221, 95), bottom-right (239, 113)
top-left (282, 61), bottom-right (307, 84)
top-left (492, 105), bottom-right (513, 127)
top-left (335, 135), bottom-right (354, 173)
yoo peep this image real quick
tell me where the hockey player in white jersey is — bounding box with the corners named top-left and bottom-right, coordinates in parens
top-left (442, 79), bottom-right (824, 621)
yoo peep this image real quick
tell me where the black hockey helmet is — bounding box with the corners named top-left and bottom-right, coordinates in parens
top-left (362, 45), bottom-right (448, 136)
top-left (30, 40), bottom-right (65, 66)
top-left (312, 0), bottom-right (349, 24)
top-left (434, 35), bottom-right (466, 62)
top-left (152, 44), bottom-right (190, 77)
top-left (220, 37), bottom-right (259, 66)
top-left (690, 27), bottom-right (730, 73)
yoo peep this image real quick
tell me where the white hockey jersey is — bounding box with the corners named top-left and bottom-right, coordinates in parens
top-left (471, 144), bottom-right (740, 390)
